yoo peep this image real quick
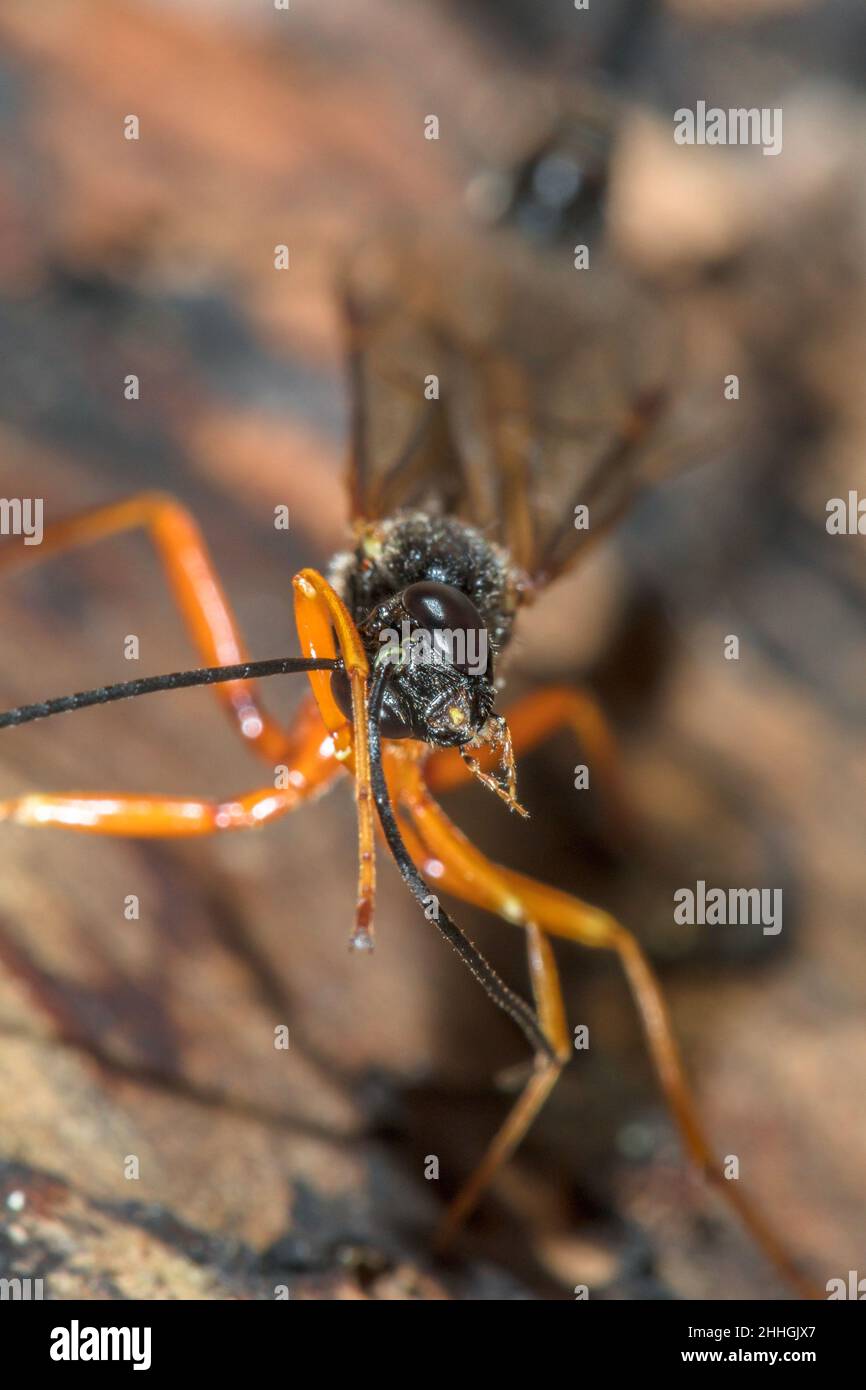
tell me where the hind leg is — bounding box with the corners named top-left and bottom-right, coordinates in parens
top-left (393, 763), bottom-right (817, 1298)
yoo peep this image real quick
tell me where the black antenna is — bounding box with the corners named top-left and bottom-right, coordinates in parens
top-left (0, 657), bottom-right (340, 730)
top-left (366, 663), bottom-right (553, 1060)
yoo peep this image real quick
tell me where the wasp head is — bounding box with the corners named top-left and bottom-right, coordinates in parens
top-left (331, 580), bottom-right (495, 748)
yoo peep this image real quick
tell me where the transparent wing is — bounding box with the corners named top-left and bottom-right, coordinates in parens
top-left (340, 228), bottom-right (691, 597)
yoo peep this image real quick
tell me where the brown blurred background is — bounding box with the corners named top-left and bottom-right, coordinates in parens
top-left (0, 0), bottom-right (864, 1300)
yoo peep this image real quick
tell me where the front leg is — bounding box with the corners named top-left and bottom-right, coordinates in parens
top-left (0, 492), bottom-right (297, 762)
top-left (0, 696), bottom-right (340, 835)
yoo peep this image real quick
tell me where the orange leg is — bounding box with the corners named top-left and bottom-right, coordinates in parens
top-left (425, 684), bottom-right (630, 834)
top-left (292, 568), bottom-right (376, 949)
top-left (386, 778), bottom-right (570, 1249)
top-left (0, 502), bottom-right (377, 940)
top-left (440, 914), bottom-right (569, 1250)
top-left (0, 492), bottom-right (293, 762)
top-left (0, 695), bottom-right (340, 834)
top-left (390, 756), bottom-right (817, 1298)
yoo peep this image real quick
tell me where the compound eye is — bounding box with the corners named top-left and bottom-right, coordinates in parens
top-left (329, 668), bottom-right (413, 740)
top-left (403, 580), bottom-right (482, 633)
top-left (402, 581), bottom-right (488, 674)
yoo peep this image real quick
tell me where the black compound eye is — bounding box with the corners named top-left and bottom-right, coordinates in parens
top-left (329, 668), bottom-right (413, 740)
top-left (402, 581), bottom-right (488, 676)
top-left (403, 580), bottom-right (482, 633)
top-left (403, 580), bottom-right (448, 627)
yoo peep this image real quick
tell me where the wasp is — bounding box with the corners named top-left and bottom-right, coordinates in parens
top-left (0, 223), bottom-right (816, 1299)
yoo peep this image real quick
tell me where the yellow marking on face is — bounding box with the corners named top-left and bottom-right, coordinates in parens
top-left (362, 534), bottom-right (383, 560)
top-left (448, 706), bottom-right (466, 727)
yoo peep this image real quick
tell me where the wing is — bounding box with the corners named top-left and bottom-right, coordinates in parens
top-left (339, 227), bottom-right (689, 599)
